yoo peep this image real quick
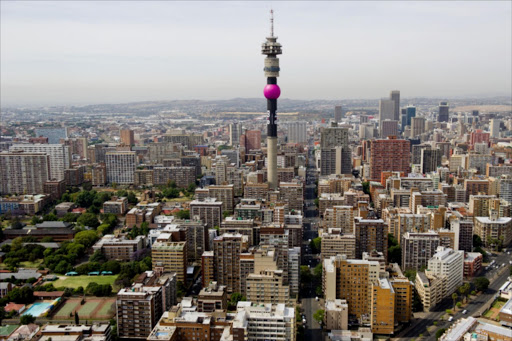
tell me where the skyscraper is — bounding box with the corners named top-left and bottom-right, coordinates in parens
top-left (229, 122), bottom-right (243, 146)
top-left (10, 144), bottom-right (71, 181)
top-left (287, 121), bottom-right (307, 144)
top-left (420, 148), bottom-right (442, 174)
top-left (334, 105), bottom-right (343, 122)
top-left (406, 105), bottom-right (416, 126)
top-left (105, 151), bottom-right (136, 184)
top-left (410, 117), bottom-right (426, 137)
top-left (320, 123), bottom-right (351, 176)
top-left (0, 152), bottom-right (50, 195)
top-left (381, 120), bottom-right (399, 138)
top-left (438, 102), bottom-right (449, 122)
top-left (390, 90), bottom-right (400, 121)
top-left (379, 99), bottom-right (395, 137)
top-left (262, 10), bottom-right (282, 190)
top-left (369, 137), bottom-right (411, 181)
top-left (490, 119), bottom-right (500, 138)
top-left (120, 129), bottom-right (135, 146)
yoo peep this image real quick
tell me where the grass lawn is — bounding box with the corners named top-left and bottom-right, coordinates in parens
top-left (78, 301), bottom-right (100, 316)
top-left (483, 309), bottom-right (494, 318)
top-left (0, 259), bottom-right (43, 270)
top-left (97, 300), bottom-right (115, 316)
top-left (53, 275), bottom-right (118, 290)
top-left (492, 300), bottom-right (506, 309)
top-left (54, 300), bottom-right (79, 318)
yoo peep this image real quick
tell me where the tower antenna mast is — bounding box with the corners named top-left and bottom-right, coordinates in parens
top-left (270, 9), bottom-right (274, 37)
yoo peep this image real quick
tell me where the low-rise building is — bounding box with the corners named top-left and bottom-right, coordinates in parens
top-left (92, 234), bottom-right (145, 261)
top-left (325, 299), bottom-right (348, 331)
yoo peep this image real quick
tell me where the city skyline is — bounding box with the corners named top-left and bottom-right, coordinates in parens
top-left (1, 1), bottom-right (511, 106)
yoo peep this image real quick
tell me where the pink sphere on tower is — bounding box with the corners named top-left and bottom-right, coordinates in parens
top-left (263, 84), bottom-right (281, 99)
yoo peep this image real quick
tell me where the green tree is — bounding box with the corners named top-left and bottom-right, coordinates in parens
top-left (77, 213), bottom-right (100, 228)
top-left (74, 230), bottom-right (99, 248)
top-left (20, 314), bottom-right (36, 325)
top-left (361, 181), bottom-right (370, 195)
top-left (31, 216), bottom-right (43, 225)
top-left (11, 218), bottom-right (24, 229)
top-left (229, 292), bottom-right (246, 307)
top-left (404, 269), bottom-right (417, 282)
top-left (313, 309), bottom-right (325, 325)
top-left (459, 283), bottom-right (471, 303)
top-left (474, 277), bottom-right (490, 292)
top-left (126, 192), bottom-right (138, 205)
top-left (388, 245), bottom-right (402, 264)
top-left (0, 307), bottom-right (5, 325)
top-left (314, 198), bottom-right (319, 207)
top-left (75, 191), bottom-right (97, 208)
top-left (300, 265), bottom-right (312, 283)
top-left (82, 182), bottom-right (93, 191)
top-left (452, 293), bottom-right (458, 308)
top-left (456, 301), bottom-right (462, 308)
top-left (43, 213), bottom-right (58, 221)
top-left (445, 309), bottom-right (452, 315)
top-left (310, 237), bottom-right (321, 254)
top-left (436, 328), bottom-right (447, 340)
top-left (61, 212), bottom-right (78, 223)
top-left (223, 211), bottom-right (231, 219)
top-left (175, 210), bottom-right (190, 220)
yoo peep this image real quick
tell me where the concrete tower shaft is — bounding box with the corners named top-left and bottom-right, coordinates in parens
top-left (262, 10), bottom-right (282, 190)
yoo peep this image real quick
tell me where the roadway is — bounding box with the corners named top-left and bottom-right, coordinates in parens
top-left (393, 253), bottom-right (512, 341)
top-left (301, 148), bottom-right (322, 340)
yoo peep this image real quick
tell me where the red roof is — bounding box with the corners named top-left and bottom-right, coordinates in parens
top-left (5, 302), bottom-right (25, 312)
top-left (33, 291), bottom-right (64, 298)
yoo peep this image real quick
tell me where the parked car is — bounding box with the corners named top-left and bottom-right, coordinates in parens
top-left (462, 310), bottom-right (468, 314)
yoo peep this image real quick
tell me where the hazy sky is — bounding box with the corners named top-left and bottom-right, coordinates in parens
top-left (1, 1), bottom-right (511, 106)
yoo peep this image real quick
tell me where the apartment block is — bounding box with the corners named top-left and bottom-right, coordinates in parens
top-left (474, 213), bottom-right (512, 247)
top-left (321, 232), bottom-right (356, 261)
top-left (197, 281), bottom-right (227, 312)
top-left (190, 198), bottom-right (223, 229)
top-left (92, 234), bottom-right (145, 261)
top-left (325, 299), bottom-right (349, 331)
top-left (10, 144), bottom-right (71, 181)
top-left (117, 284), bottom-right (164, 339)
top-left (213, 233), bottom-right (245, 293)
top-left (369, 137), bottom-right (410, 181)
top-left (0, 152), bottom-right (50, 195)
top-left (105, 151), bottom-right (137, 184)
top-left (354, 218), bottom-right (388, 260)
top-left (151, 241), bottom-right (187, 283)
top-left (401, 231), bottom-right (440, 270)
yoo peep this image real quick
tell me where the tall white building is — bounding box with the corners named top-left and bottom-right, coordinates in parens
top-left (229, 122), bottom-right (242, 146)
top-left (10, 144), bottom-right (71, 181)
top-left (379, 99), bottom-right (395, 137)
top-left (427, 246), bottom-right (464, 298)
top-left (287, 121), bottom-right (307, 144)
top-left (105, 151), bottom-right (136, 185)
top-left (490, 119), bottom-right (500, 138)
top-left (500, 176), bottom-right (512, 204)
top-left (232, 302), bottom-right (296, 341)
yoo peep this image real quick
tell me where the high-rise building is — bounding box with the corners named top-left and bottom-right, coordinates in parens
top-left (401, 231), bottom-right (440, 270)
top-left (379, 99), bottom-right (395, 136)
top-left (406, 105), bottom-right (416, 126)
top-left (151, 241), bottom-right (187, 283)
top-left (354, 218), bottom-right (388, 260)
top-left (371, 278), bottom-right (395, 334)
top-left (470, 129), bottom-right (490, 146)
top-left (390, 90), bottom-right (400, 121)
top-left (321, 232), bottom-right (356, 261)
top-left (105, 151), bottom-right (136, 184)
top-left (213, 233), bottom-right (245, 293)
top-left (490, 119), bottom-right (500, 138)
top-left (474, 213), bottom-right (512, 248)
top-left (438, 102), bottom-right (449, 122)
top-left (231, 302), bottom-right (296, 341)
top-left (420, 147), bottom-right (442, 174)
top-left (323, 254), bottom-right (380, 318)
top-left (381, 120), bottom-right (399, 138)
top-left (246, 269), bottom-right (290, 305)
top-left (229, 122), bottom-right (243, 146)
top-left (279, 181), bottom-right (303, 211)
top-left (451, 219), bottom-right (474, 252)
top-left (287, 121), bottom-right (307, 144)
top-left (369, 137), bottom-right (411, 181)
top-left (190, 198), bottom-right (223, 229)
top-left (428, 246), bottom-right (464, 298)
top-left (120, 129), bottom-right (135, 146)
top-left (10, 144), bottom-right (71, 181)
top-left (334, 105), bottom-right (343, 122)
top-left (262, 10), bottom-right (282, 190)
top-left (117, 284), bottom-right (164, 339)
top-left (240, 130), bottom-right (262, 152)
top-left (0, 152), bottom-right (50, 195)
top-left (320, 123), bottom-right (351, 176)
top-left (34, 127), bottom-right (67, 144)
top-left (500, 176), bottom-right (512, 204)
top-left (410, 116), bottom-right (426, 137)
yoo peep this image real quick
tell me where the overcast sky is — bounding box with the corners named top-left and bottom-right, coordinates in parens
top-left (1, 1), bottom-right (511, 106)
